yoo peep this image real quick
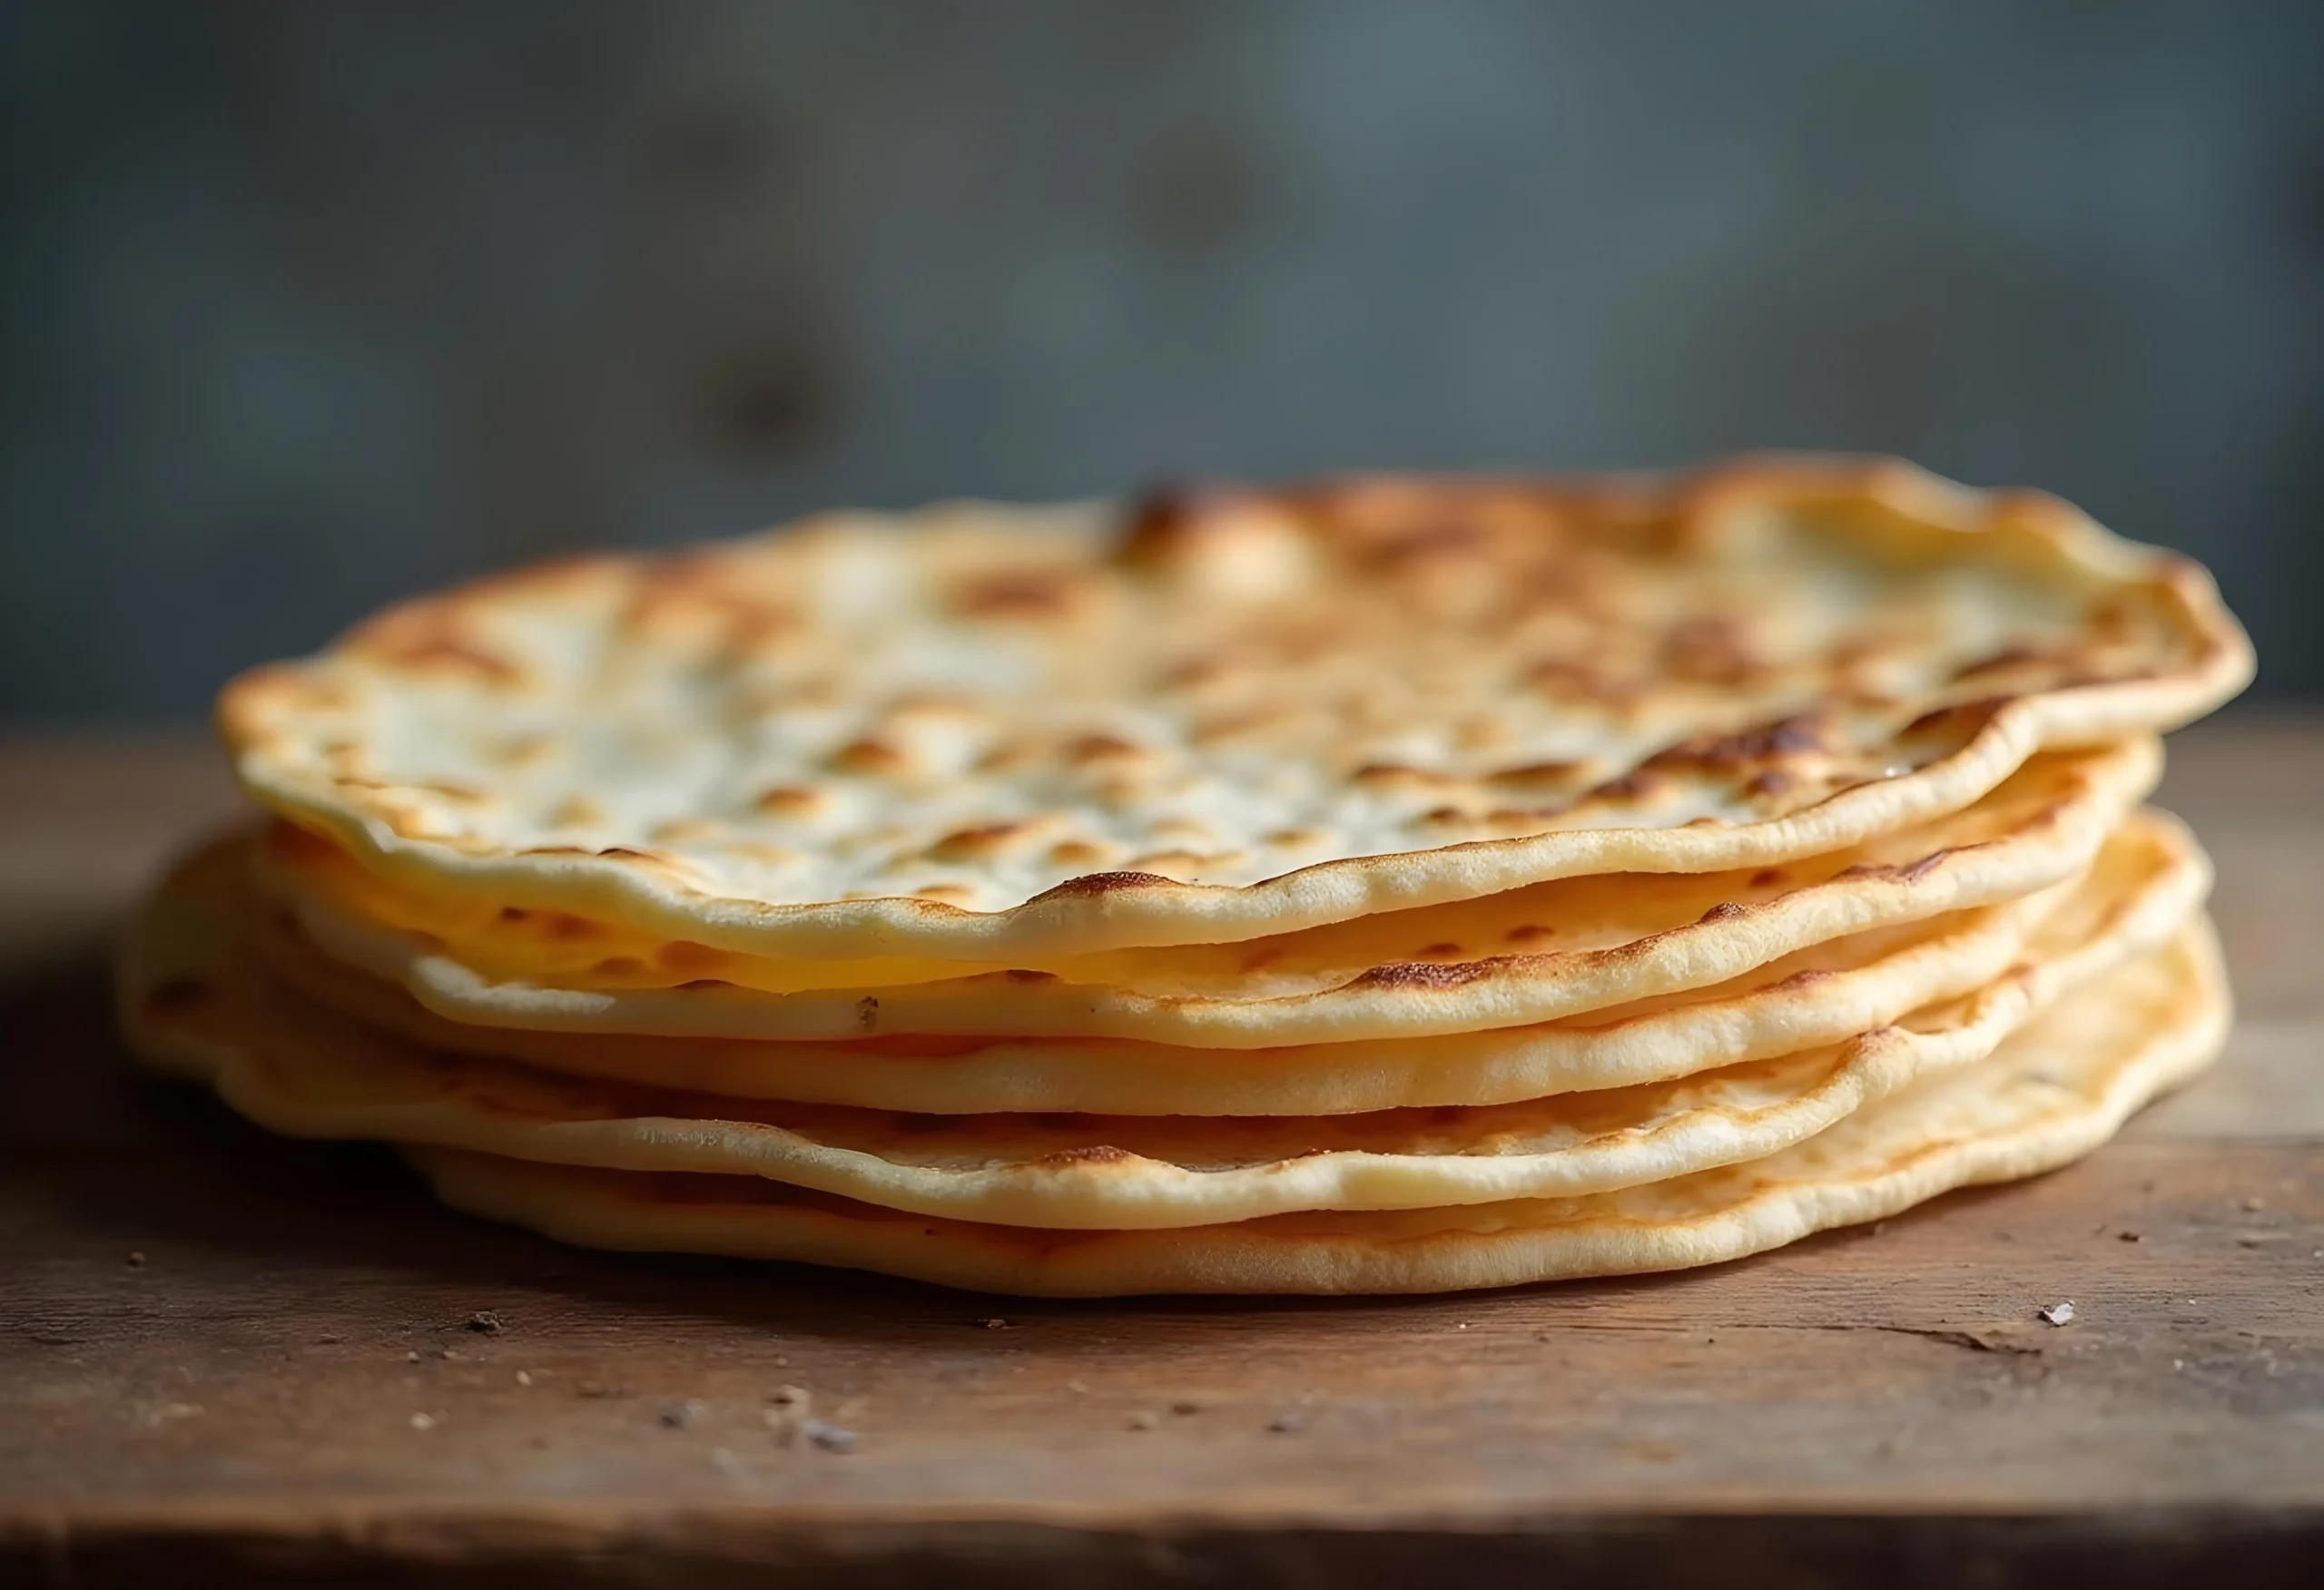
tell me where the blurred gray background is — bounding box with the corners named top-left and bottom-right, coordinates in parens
top-left (4, 0), bottom-right (2319, 721)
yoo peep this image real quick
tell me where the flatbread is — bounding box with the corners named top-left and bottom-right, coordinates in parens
top-left (251, 810), bottom-right (2202, 1115)
top-left (271, 739), bottom-right (2161, 1045)
top-left (118, 818), bottom-right (2206, 1229)
top-left (220, 458), bottom-right (2250, 962)
top-left (396, 923), bottom-right (2229, 1293)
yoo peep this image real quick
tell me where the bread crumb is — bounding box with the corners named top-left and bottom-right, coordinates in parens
top-left (802, 1419), bottom-right (856, 1452)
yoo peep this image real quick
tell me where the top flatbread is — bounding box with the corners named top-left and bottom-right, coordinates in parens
top-left (220, 456), bottom-right (2249, 961)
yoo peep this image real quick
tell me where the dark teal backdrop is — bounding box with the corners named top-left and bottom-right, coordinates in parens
top-left (4, 0), bottom-right (2319, 716)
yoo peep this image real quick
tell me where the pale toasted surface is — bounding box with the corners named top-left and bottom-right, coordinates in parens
top-left (221, 458), bottom-right (2250, 960)
top-left (0, 723), bottom-right (2318, 1580)
top-left (119, 814), bottom-right (2207, 1228)
top-left (276, 739), bottom-right (2162, 1045)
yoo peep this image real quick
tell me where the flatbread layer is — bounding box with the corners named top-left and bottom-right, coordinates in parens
top-left (246, 810), bottom-right (2201, 1115)
top-left (270, 740), bottom-right (2160, 1045)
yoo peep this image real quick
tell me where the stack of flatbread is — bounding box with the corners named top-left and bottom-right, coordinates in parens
top-left (122, 456), bottom-right (2252, 1295)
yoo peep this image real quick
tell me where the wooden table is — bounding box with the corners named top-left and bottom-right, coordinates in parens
top-left (3, 725), bottom-right (2319, 1587)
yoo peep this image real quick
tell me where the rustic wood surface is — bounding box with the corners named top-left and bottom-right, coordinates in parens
top-left (2, 723), bottom-right (2319, 1586)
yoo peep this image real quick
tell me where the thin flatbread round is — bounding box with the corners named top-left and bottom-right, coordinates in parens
top-left (220, 457), bottom-right (2250, 963)
top-left (262, 738), bottom-right (2155, 999)
top-left (273, 740), bottom-right (2159, 1045)
top-left (118, 820), bottom-right (2205, 1228)
top-left (393, 923), bottom-right (2229, 1293)
top-left (249, 809), bottom-right (2201, 1115)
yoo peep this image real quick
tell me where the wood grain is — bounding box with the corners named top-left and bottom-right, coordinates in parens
top-left (1, 722), bottom-right (2319, 1586)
